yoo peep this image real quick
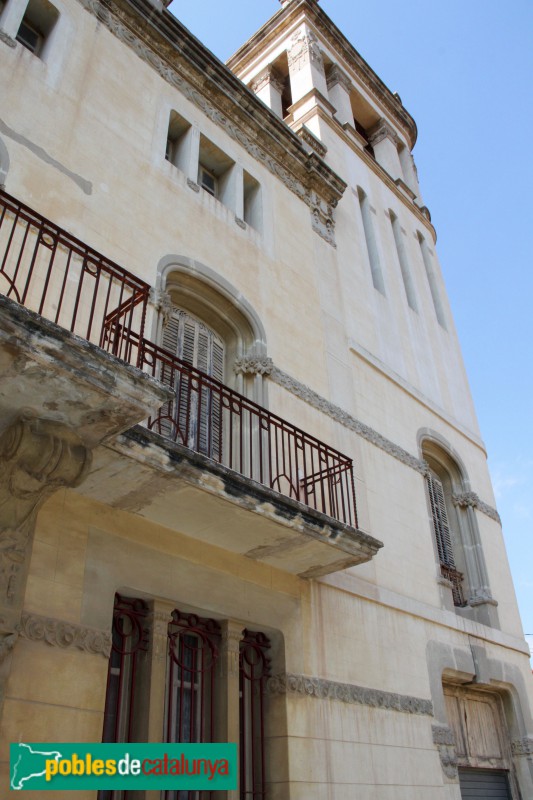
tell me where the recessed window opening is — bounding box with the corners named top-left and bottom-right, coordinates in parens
top-left (389, 209), bottom-right (418, 312)
top-left (271, 52), bottom-right (292, 118)
top-left (243, 170), bottom-right (261, 230)
top-left (165, 110), bottom-right (191, 170)
top-left (351, 92), bottom-right (378, 159)
top-left (198, 134), bottom-right (234, 204)
top-left (417, 231), bottom-right (447, 329)
top-left (357, 187), bottom-right (385, 294)
top-left (15, 0), bottom-right (58, 57)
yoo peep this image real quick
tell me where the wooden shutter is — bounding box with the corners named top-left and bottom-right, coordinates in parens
top-left (427, 473), bottom-right (455, 568)
top-left (160, 308), bottom-right (225, 459)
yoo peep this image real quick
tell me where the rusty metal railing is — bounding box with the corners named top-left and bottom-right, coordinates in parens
top-left (0, 188), bottom-right (359, 528)
top-left (0, 189), bottom-right (149, 363)
top-left (140, 339), bottom-right (358, 527)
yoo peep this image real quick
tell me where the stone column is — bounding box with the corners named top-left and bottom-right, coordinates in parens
top-left (215, 619), bottom-right (243, 800)
top-left (0, 414), bottom-right (91, 713)
top-left (326, 64), bottom-right (353, 126)
top-left (250, 67), bottom-right (285, 119)
top-left (368, 118), bottom-right (403, 181)
top-left (143, 601), bottom-right (174, 800)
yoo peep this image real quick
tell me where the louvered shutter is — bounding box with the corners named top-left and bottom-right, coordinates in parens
top-left (160, 309), bottom-right (224, 459)
top-left (427, 473), bottom-right (455, 568)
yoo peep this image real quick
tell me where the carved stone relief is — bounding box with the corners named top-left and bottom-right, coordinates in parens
top-left (267, 673), bottom-right (433, 716)
top-left (288, 28), bottom-right (324, 71)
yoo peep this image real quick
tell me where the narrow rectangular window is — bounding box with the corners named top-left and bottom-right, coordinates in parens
top-left (417, 231), bottom-right (447, 329)
top-left (357, 187), bottom-right (385, 294)
top-left (389, 210), bottom-right (418, 311)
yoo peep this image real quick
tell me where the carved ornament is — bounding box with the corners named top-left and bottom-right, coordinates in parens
top-left (288, 28), bottom-right (324, 71)
top-left (369, 118), bottom-right (400, 147)
top-left (234, 357), bottom-right (274, 376)
top-left (511, 737), bottom-right (533, 756)
top-left (0, 416), bottom-right (91, 609)
top-left (266, 673), bottom-right (433, 715)
top-left (19, 612), bottom-right (111, 658)
top-left (326, 64), bottom-right (352, 93)
top-left (452, 491), bottom-right (501, 524)
top-left (149, 286), bottom-right (174, 325)
top-left (249, 66), bottom-right (284, 95)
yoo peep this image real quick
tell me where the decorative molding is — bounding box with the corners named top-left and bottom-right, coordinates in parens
top-left (0, 30), bottom-right (17, 48)
top-left (511, 737), bottom-right (533, 756)
top-left (468, 590), bottom-right (498, 608)
top-left (296, 125), bottom-right (328, 159)
top-left (432, 725), bottom-right (458, 779)
top-left (19, 612), bottom-right (111, 658)
top-left (234, 216), bottom-right (246, 230)
top-left (186, 177), bottom-right (200, 193)
top-left (288, 28), bottom-right (324, 71)
top-left (0, 629), bottom-right (18, 663)
top-left (77, 0), bottom-right (342, 245)
top-left (431, 724), bottom-right (454, 746)
top-left (326, 63), bottom-right (352, 93)
top-left (234, 356), bottom-right (274, 376)
top-left (269, 367), bottom-right (500, 522)
top-left (369, 118), bottom-right (400, 147)
top-left (266, 673), bottom-right (433, 715)
top-left (452, 491), bottom-right (501, 524)
top-left (270, 366), bottom-right (426, 472)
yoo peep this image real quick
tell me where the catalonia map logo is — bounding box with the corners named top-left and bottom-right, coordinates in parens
top-left (10, 742), bottom-right (237, 791)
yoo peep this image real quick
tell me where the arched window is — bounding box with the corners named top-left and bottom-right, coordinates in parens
top-left (421, 437), bottom-right (498, 625)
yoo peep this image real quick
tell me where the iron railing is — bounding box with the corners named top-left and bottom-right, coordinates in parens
top-left (0, 189), bottom-right (149, 363)
top-left (0, 188), bottom-right (359, 528)
top-left (140, 339), bottom-right (358, 527)
top-left (440, 565), bottom-right (467, 607)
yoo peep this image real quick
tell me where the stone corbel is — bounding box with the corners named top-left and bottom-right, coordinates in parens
top-left (0, 415), bottom-right (91, 616)
top-left (0, 414), bottom-right (92, 710)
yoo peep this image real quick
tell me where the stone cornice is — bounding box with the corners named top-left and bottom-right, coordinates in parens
top-left (267, 673), bottom-right (433, 715)
top-left (227, 0), bottom-right (417, 150)
top-left (79, 0), bottom-right (346, 240)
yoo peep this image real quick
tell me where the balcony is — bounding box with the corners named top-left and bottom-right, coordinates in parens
top-left (0, 189), bottom-right (382, 576)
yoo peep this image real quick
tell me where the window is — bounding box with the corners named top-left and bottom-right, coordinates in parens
top-left (357, 187), bottom-right (385, 294)
top-left (422, 439), bottom-right (497, 623)
top-left (164, 113), bottom-right (262, 230)
top-left (15, 0), bottom-right (58, 57)
top-left (426, 467), bottom-right (466, 607)
top-left (389, 209), bottom-right (418, 312)
top-left (100, 596), bottom-right (273, 800)
top-left (159, 308), bottom-right (224, 459)
top-left (417, 231), bottom-right (447, 329)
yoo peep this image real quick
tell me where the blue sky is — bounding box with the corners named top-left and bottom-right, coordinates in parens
top-left (169, 0), bottom-right (533, 645)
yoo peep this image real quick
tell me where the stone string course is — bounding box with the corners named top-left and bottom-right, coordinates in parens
top-left (267, 673), bottom-right (433, 716)
top-left (270, 367), bottom-right (500, 523)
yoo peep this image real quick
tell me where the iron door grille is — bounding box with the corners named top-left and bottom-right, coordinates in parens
top-left (458, 768), bottom-right (512, 799)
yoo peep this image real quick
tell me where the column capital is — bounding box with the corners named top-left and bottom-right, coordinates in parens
top-left (368, 118), bottom-right (400, 147)
top-left (250, 66), bottom-right (285, 95)
top-left (326, 64), bottom-right (352, 93)
top-left (288, 27), bottom-right (324, 71)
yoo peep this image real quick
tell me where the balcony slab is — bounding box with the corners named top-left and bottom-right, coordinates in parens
top-left (77, 425), bottom-right (383, 578)
top-left (0, 295), bottom-right (171, 448)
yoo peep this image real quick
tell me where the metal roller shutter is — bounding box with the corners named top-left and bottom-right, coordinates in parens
top-left (459, 768), bottom-right (512, 799)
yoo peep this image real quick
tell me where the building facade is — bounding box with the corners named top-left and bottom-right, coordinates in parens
top-left (0, 0), bottom-right (532, 797)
